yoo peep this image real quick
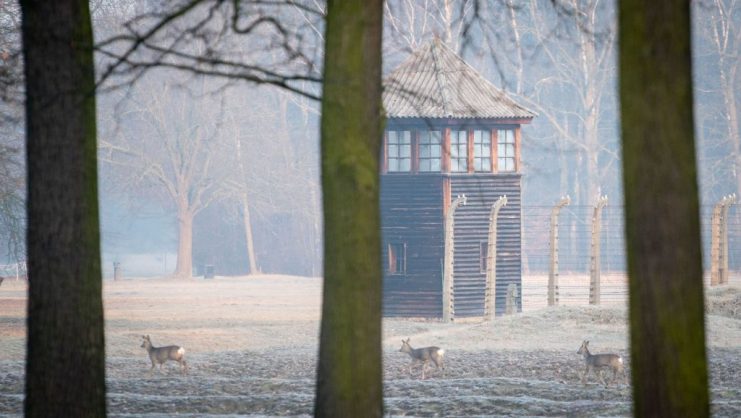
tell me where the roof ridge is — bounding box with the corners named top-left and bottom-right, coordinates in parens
top-left (382, 39), bottom-right (537, 119)
top-left (430, 39), bottom-right (451, 116)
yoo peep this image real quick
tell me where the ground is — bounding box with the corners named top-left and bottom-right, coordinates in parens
top-left (1, 275), bottom-right (740, 417)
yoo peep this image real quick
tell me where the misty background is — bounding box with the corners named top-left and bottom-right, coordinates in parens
top-left (0, 0), bottom-right (739, 278)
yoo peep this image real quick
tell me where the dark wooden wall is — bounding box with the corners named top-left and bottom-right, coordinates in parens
top-left (451, 174), bottom-right (522, 317)
top-left (381, 174), bottom-right (444, 317)
top-left (380, 173), bottom-right (522, 318)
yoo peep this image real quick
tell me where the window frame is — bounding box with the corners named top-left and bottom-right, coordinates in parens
top-left (418, 130), bottom-right (442, 172)
top-left (387, 130), bottom-right (412, 173)
top-left (387, 242), bottom-right (407, 275)
top-left (497, 128), bottom-right (516, 172)
top-left (473, 129), bottom-right (492, 172)
top-left (450, 129), bottom-right (469, 173)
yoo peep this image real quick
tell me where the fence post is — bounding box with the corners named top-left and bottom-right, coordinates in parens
top-left (720, 194), bottom-right (737, 285)
top-left (711, 194), bottom-right (736, 286)
top-left (485, 195), bottom-right (507, 321)
top-left (589, 195), bottom-right (608, 305)
top-left (443, 194), bottom-right (467, 322)
top-left (710, 198), bottom-right (723, 286)
top-left (549, 196), bottom-right (570, 307)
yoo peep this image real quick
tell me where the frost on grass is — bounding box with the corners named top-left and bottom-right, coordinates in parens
top-left (0, 276), bottom-right (739, 417)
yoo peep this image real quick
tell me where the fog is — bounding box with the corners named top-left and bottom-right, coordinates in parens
top-left (1, 1), bottom-right (741, 416)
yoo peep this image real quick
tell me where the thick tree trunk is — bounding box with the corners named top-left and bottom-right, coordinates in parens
top-left (21, 1), bottom-right (106, 416)
top-left (314, 0), bottom-right (384, 417)
top-left (619, 1), bottom-right (710, 416)
top-left (175, 204), bottom-right (193, 278)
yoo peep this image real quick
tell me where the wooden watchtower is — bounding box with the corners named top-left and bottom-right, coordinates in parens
top-left (380, 39), bottom-right (536, 319)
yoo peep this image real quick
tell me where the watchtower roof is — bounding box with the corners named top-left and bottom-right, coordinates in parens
top-left (383, 39), bottom-right (536, 120)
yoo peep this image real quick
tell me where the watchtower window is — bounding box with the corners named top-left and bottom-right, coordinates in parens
top-left (497, 129), bottom-right (516, 172)
top-left (480, 241), bottom-right (488, 273)
top-left (473, 130), bottom-right (492, 172)
top-left (419, 131), bottom-right (442, 172)
top-left (450, 130), bottom-right (468, 172)
top-left (387, 131), bottom-right (411, 172)
top-left (387, 242), bottom-right (406, 274)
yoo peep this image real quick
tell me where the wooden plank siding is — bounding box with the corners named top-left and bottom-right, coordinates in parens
top-left (381, 174), bottom-right (445, 317)
top-left (451, 174), bottom-right (522, 317)
top-left (380, 173), bottom-right (522, 318)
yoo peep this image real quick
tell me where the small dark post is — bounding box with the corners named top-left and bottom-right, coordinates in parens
top-left (113, 262), bottom-right (122, 281)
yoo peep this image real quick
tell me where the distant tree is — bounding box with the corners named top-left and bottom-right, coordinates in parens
top-left (694, 0), bottom-right (741, 198)
top-left (619, 1), bottom-right (710, 416)
top-left (0, 1), bottom-right (25, 261)
top-left (94, 0), bottom-right (324, 277)
top-left (99, 76), bottom-right (233, 278)
top-left (20, 0), bottom-right (106, 416)
top-left (313, 0), bottom-right (383, 416)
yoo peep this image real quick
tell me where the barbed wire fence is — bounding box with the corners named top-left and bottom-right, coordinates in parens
top-left (0, 260), bottom-right (27, 281)
top-left (521, 197), bottom-right (740, 311)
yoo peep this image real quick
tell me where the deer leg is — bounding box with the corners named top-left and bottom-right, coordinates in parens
top-left (597, 369), bottom-right (607, 387)
top-left (582, 366), bottom-right (590, 384)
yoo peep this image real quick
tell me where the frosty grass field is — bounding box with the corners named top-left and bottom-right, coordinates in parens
top-left (1, 275), bottom-right (740, 417)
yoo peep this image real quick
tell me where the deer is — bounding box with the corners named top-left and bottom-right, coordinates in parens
top-left (577, 340), bottom-right (625, 386)
top-left (140, 335), bottom-right (188, 375)
top-left (399, 338), bottom-right (445, 379)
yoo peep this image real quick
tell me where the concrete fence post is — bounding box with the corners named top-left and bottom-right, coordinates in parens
top-left (485, 195), bottom-right (507, 321)
top-left (589, 195), bottom-right (608, 305)
top-left (443, 194), bottom-right (467, 322)
top-left (711, 194), bottom-right (736, 286)
top-left (711, 199), bottom-right (723, 286)
top-left (720, 194), bottom-right (736, 285)
top-left (549, 196), bottom-right (570, 307)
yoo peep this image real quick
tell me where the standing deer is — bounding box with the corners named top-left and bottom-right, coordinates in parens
top-left (141, 335), bottom-right (188, 375)
top-left (399, 338), bottom-right (445, 379)
top-left (577, 340), bottom-right (625, 386)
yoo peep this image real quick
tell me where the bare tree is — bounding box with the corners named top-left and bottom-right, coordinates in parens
top-left (0, 1), bottom-right (25, 261)
top-left (694, 0), bottom-right (741, 198)
top-left (99, 76), bottom-right (233, 278)
top-left (94, 0), bottom-right (324, 99)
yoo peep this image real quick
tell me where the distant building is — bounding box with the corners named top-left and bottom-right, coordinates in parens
top-left (381, 39), bottom-right (536, 319)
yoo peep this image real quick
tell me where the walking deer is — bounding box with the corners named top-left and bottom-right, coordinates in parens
top-left (141, 335), bottom-right (188, 375)
top-left (577, 340), bottom-right (625, 386)
top-left (399, 338), bottom-right (445, 379)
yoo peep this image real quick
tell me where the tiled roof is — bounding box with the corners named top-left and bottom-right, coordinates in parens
top-left (383, 39), bottom-right (536, 120)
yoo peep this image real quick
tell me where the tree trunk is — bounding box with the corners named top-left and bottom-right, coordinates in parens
top-left (21, 1), bottom-right (106, 416)
top-left (314, 0), bottom-right (383, 416)
top-left (241, 192), bottom-right (258, 275)
top-left (619, 1), bottom-right (710, 416)
top-left (175, 203), bottom-right (193, 278)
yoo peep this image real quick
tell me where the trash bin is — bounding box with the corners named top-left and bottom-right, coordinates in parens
top-left (204, 264), bottom-right (215, 279)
